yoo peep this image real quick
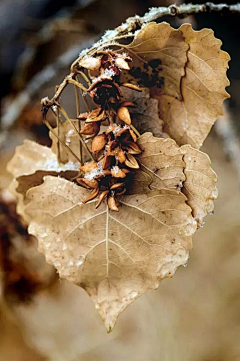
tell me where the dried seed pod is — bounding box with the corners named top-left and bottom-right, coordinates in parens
top-left (115, 57), bottom-right (130, 70)
top-left (79, 57), bottom-right (101, 70)
top-left (95, 169), bottom-right (111, 179)
top-left (120, 101), bottom-right (136, 108)
top-left (76, 178), bottom-right (98, 189)
top-left (82, 187), bottom-right (99, 203)
top-left (125, 142), bottom-right (142, 154)
top-left (80, 162), bottom-right (98, 173)
top-left (102, 154), bottom-right (113, 170)
top-left (85, 109), bottom-right (105, 123)
top-left (125, 153), bottom-right (139, 169)
top-left (107, 196), bottom-right (119, 211)
top-left (96, 190), bottom-right (109, 208)
top-left (111, 167), bottom-right (126, 178)
top-left (122, 83), bottom-right (142, 92)
top-left (117, 149), bottom-right (126, 163)
top-left (110, 183), bottom-right (124, 190)
top-left (129, 129), bottom-right (137, 142)
top-left (91, 134), bottom-right (107, 152)
top-left (80, 122), bottom-right (100, 136)
top-left (116, 188), bottom-right (126, 195)
top-left (117, 106), bottom-right (131, 125)
top-left (78, 112), bottom-right (88, 120)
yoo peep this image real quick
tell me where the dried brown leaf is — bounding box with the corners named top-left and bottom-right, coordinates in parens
top-left (180, 145), bottom-right (218, 226)
top-left (135, 133), bottom-right (218, 225)
top-left (136, 133), bottom-right (185, 191)
top-left (121, 87), bottom-right (164, 137)
top-left (7, 140), bottom-right (79, 196)
top-left (24, 176), bottom-right (197, 331)
top-left (126, 22), bottom-right (188, 99)
top-left (152, 24), bottom-right (230, 148)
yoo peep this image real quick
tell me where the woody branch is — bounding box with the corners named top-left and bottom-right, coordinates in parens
top-left (1, 2), bottom-right (240, 139)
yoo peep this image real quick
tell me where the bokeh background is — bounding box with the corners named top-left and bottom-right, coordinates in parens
top-left (0, 0), bottom-right (240, 360)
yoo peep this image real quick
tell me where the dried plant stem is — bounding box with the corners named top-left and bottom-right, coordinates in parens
top-left (41, 2), bottom-right (240, 111)
top-left (1, 3), bottom-right (239, 149)
top-left (56, 106), bottom-right (61, 164)
top-left (0, 37), bottom-right (98, 148)
top-left (57, 104), bottom-right (95, 162)
top-left (77, 71), bottom-right (92, 87)
top-left (67, 78), bottom-right (88, 92)
top-left (44, 120), bottom-right (81, 164)
top-left (130, 124), bottom-right (141, 138)
top-left (74, 83), bottom-right (83, 165)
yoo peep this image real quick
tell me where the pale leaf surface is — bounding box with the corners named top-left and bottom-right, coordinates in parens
top-left (7, 140), bottom-right (79, 196)
top-left (121, 87), bottom-right (164, 136)
top-left (136, 132), bottom-right (185, 191)
top-left (135, 133), bottom-right (218, 225)
top-left (126, 22), bottom-right (188, 99)
top-left (24, 176), bottom-right (197, 331)
top-left (180, 145), bottom-right (218, 226)
top-left (155, 24), bottom-right (230, 148)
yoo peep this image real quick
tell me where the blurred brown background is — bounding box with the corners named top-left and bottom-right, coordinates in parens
top-left (0, 0), bottom-right (240, 360)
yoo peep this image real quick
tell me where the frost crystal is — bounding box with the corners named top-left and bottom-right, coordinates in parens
top-left (43, 159), bottom-right (79, 171)
top-left (84, 163), bottom-right (103, 180)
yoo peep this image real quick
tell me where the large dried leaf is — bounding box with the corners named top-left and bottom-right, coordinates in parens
top-left (24, 176), bottom-right (197, 331)
top-left (153, 24), bottom-right (230, 148)
top-left (180, 145), bottom-right (218, 226)
top-left (7, 140), bottom-right (79, 196)
top-left (127, 22), bottom-right (230, 148)
top-left (126, 22), bottom-right (188, 99)
top-left (135, 133), bottom-right (218, 225)
top-left (121, 87), bottom-right (164, 136)
top-left (136, 133), bottom-right (185, 191)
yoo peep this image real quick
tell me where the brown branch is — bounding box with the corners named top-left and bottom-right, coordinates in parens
top-left (0, 37), bottom-right (98, 149)
top-left (1, 2), bottom-right (240, 148)
top-left (41, 2), bottom-right (240, 108)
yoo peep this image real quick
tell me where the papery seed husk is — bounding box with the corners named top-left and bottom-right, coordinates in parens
top-left (120, 101), bottom-right (136, 108)
top-left (80, 161), bottom-right (98, 173)
top-left (77, 178), bottom-right (98, 189)
top-left (111, 167), bottom-right (126, 178)
top-left (107, 196), bottom-right (119, 211)
top-left (129, 129), bottom-right (137, 142)
top-left (115, 57), bottom-right (130, 70)
top-left (102, 154), bottom-right (113, 169)
top-left (125, 153), bottom-right (139, 169)
top-left (110, 183), bottom-right (124, 190)
top-left (96, 190), bottom-right (109, 208)
top-left (125, 142), bottom-right (142, 154)
top-left (86, 109), bottom-right (105, 123)
top-left (80, 122), bottom-right (100, 136)
top-left (83, 187), bottom-right (99, 203)
top-left (79, 57), bottom-right (101, 71)
top-left (91, 134), bottom-right (107, 152)
top-left (117, 106), bottom-right (131, 125)
top-left (122, 83), bottom-right (142, 92)
top-left (117, 149), bottom-right (126, 163)
top-left (78, 112), bottom-right (88, 120)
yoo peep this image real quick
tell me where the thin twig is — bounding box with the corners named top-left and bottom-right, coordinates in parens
top-left (2, 2), bottom-right (240, 148)
top-left (44, 120), bottom-right (81, 164)
top-left (42, 2), bottom-right (240, 108)
top-left (0, 37), bottom-right (99, 149)
top-left (57, 104), bottom-right (95, 162)
top-left (56, 105), bottom-right (61, 164)
top-left (74, 81), bottom-right (83, 165)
